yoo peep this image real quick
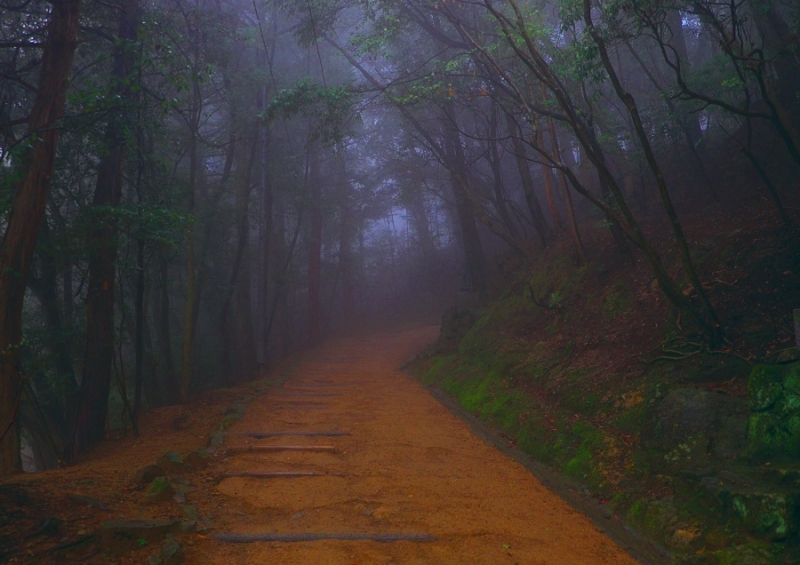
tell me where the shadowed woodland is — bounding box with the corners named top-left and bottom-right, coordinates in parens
top-left (1, 0), bottom-right (799, 558)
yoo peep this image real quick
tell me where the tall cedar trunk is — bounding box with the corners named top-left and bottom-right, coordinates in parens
top-left (71, 0), bottom-right (139, 457)
top-left (180, 62), bottom-right (201, 402)
top-left (337, 169), bottom-right (355, 319)
top-left (0, 0), bottom-right (81, 476)
top-left (487, 104), bottom-right (519, 238)
top-left (133, 236), bottom-right (145, 416)
top-left (442, 107), bottom-right (487, 296)
top-left (536, 123), bottom-right (563, 231)
top-left (259, 108), bottom-right (273, 365)
top-left (504, 113), bottom-right (552, 246)
top-left (545, 114), bottom-right (586, 262)
top-left (221, 126), bottom-right (258, 384)
top-left (155, 258), bottom-right (178, 404)
top-left (307, 145), bottom-right (323, 345)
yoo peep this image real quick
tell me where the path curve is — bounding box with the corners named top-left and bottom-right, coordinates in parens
top-left (194, 325), bottom-right (639, 565)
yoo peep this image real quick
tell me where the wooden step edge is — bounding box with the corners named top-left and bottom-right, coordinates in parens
top-left (213, 532), bottom-right (437, 543)
top-left (226, 445), bottom-right (336, 454)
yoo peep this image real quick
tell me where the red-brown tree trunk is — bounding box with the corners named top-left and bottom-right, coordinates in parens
top-left (0, 0), bottom-right (81, 476)
top-left (71, 0), bottom-right (139, 457)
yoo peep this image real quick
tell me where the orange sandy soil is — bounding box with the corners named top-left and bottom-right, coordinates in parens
top-left (1, 325), bottom-right (638, 564)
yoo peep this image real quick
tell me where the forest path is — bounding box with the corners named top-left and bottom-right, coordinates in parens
top-left (196, 324), bottom-right (638, 565)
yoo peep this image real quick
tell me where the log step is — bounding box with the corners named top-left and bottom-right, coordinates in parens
top-left (237, 431), bottom-right (350, 438)
top-left (276, 391), bottom-right (340, 397)
top-left (223, 471), bottom-right (336, 479)
top-left (227, 445), bottom-right (336, 454)
top-left (214, 532), bottom-right (437, 543)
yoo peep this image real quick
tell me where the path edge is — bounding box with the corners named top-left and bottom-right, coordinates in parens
top-left (402, 362), bottom-right (675, 565)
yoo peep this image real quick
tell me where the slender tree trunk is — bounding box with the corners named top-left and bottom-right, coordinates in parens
top-left (133, 236), bottom-right (145, 416)
top-left (180, 63), bottom-right (201, 402)
top-left (307, 145), bottom-right (323, 345)
top-left (0, 0), bottom-right (81, 477)
top-left (487, 103), bottom-right (520, 238)
top-left (155, 258), bottom-right (178, 404)
top-left (220, 126), bottom-right (258, 384)
top-left (536, 123), bottom-right (563, 231)
top-left (586, 1), bottom-right (720, 339)
top-left (504, 112), bottom-right (552, 246)
top-left (545, 115), bottom-right (586, 262)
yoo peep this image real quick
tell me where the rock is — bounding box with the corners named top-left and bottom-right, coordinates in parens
top-left (99, 520), bottom-right (180, 553)
top-left (775, 348), bottom-right (799, 364)
top-left (672, 527), bottom-right (699, 547)
top-left (135, 464), bottom-right (166, 485)
top-left (157, 452), bottom-right (185, 472)
top-left (746, 364), bottom-right (800, 458)
top-left (160, 535), bottom-right (184, 564)
top-left (207, 431), bottom-right (225, 449)
top-left (148, 554), bottom-right (162, 565)
top-left (184, 448), bottom-right (209, 468)
top-left (181, 505), bottom-right (198, 521)
top-left (642, 387), bottom-right (747, 469)
top-left (145, 477), bottom-right (175, 503)
top-left (731, 491), bottom-right (799, 541)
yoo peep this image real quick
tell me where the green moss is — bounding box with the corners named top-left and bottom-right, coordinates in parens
top-left (562, 420), bottom-right (604, 486)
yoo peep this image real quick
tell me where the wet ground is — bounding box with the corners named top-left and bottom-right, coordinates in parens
top-left (194, 325), bottom-right (638, 564)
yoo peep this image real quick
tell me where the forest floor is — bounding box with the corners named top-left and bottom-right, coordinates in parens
top-left (1, 324), bottom-right (644, 564)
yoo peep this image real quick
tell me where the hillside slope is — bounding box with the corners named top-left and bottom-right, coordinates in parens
top-left (413, 200), bottom-right (800, 564)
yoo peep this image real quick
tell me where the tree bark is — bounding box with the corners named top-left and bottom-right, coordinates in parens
top-left (504, 112), bottom-right (552, 247)
top-left (545, 114), bottom-right (586, 262)
top-left (71, 0), bottom-right (139, 457)
top-left (0, 0), bottom-right (81, 476)
top-left (307, 145), bottom-right (323, 345)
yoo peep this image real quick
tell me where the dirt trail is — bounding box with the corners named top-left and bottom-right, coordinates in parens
top-left (194, 325), bottom-right (639, 565)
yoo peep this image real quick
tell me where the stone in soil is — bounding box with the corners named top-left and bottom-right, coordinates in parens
top-left (157, 451), bottom-right (185, 472)
top-left (100, 520), bottom-right (180, 553)
top-left (184, 447), bottom-right (210, 468)
top-left (135, 464), bottom-right (166, 485)
top-left (145, 477), bottom-right (175, 503)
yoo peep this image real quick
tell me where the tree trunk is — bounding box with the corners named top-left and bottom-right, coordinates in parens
top-left (442, 106), bottom-right (487, 296)
top-left (307, 145), bottom-right (323, 345)
top-left (0, 0), bottom-right (81, 476)
top-left (154, 257), bottom-right (178, 404)
top-left (487, 103), bottom-right (520, 238)
top-left (180, 66), bottom-right (201, 402)
top-left (536, 122), bottom-right (563, 231)
top-left (220, 126), bottom-right (258, 384)
top-left (545, 115), bottom-right (586, 262)
top-left (504, 112), bottom-right (552, 247)
top-left (71, 0), bottom-right (139, 457)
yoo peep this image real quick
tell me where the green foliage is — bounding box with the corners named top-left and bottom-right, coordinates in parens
top-left (264, 78), bottom-right (355, 143)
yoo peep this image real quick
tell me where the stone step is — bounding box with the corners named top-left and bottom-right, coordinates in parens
top-left (223, 471), bottom-right (337, 479)
top-left (213, 532), bottom-right (436, 543)
top-left (226, 445), bottom-right (336, 454)
top-left (236, 431), bottom-right (350, 438)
